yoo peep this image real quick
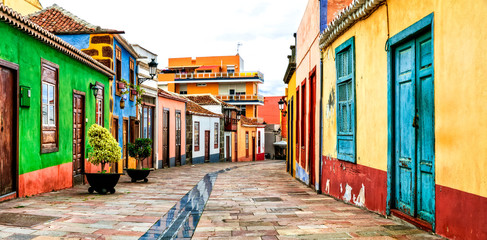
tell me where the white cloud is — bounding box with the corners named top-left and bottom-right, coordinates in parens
top-left (39, 0), bottom-right (307, 96)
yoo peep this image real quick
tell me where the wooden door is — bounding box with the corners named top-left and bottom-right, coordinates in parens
top-left (123, 119), bottom-right (128, 171)
top-left (141, 106), bottom-right (154, 168)
top-left (252, 137), bottom-right (256, 161)
top-left (162, 110), bottom-right (169, 168)
top-left (234, 133), bottom-right (238, 161)
top-left (226, 136), bottom-right (230, 161)
top-left (175, 111), bottom-right (181, 166)
top-left (72, 92), bottom-right (85, 185)
top-left (204, 131), bottom-right (210, 162)
top-left (308, 71), bottom-right (316, 186)
top-left (394, 31), bottom-right (434, 224)
top-left (0, 64), bottom-right (16, 196)
top-left (301, 83), bottom-right (306, 169)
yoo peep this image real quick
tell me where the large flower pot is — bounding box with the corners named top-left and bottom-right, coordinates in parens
top-left (125, 169), bottom-right (154, 183)
top-left (85, 173), bottom-right (122, 194)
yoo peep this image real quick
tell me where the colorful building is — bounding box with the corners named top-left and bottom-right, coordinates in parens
top-left (318, 0), bottom-right (487, 238)
top-left (184, 99), bottom-right (223, 164)
top-left (1, 0), bottom-right (41, 15)
top-left (0, 4), bottom-right (112, 200)
top-left (283, 44), bottom-right (297, 176)
top-left (29, 5), bottom-right (141, 172)
top-left (184, 94), bottom-right (239, 162)
top-left (259, 96), bottom-right (283, 125)
top-left (293, 0), bottom-right (324, 188)
top-left (158, 54), bottom-right (264, 119)
top-left (133, 44), bottom-right (159, 168)
top-left (157, 90), bottom-right (187, 168)
top-left (237, 116), bottom-right (265, 162)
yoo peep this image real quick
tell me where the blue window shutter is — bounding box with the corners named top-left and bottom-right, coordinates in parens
top-left (335, 37), bottom-right (356, 163)
top-left (320, 0), bottom-right (328, 32)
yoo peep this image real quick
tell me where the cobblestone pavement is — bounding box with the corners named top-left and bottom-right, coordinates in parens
top-left (0, 161), bottom-right (442, 239)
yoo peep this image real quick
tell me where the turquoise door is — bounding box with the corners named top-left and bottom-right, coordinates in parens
top-left (394, 31), bottom-right (434, 224)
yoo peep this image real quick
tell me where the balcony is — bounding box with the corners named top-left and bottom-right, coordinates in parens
top-left (216, 95), bottom-right (264, 105)
top-left (174, 71), bottom-right (264, 83)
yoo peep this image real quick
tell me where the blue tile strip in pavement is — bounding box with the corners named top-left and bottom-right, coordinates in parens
top-left (139, 166), bottom-right (239, 240)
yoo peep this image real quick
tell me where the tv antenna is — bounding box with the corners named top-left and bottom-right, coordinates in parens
top-left (237, 42), bottom-right (243, 54)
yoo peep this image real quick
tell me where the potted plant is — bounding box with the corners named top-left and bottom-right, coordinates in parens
top-left (85, 124), bottom-right (123, 194)
top-left (126, 138), bottom-right (154, 182)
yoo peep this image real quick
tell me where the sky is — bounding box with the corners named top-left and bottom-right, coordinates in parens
top-left (38, 0), bottom-right (308, 96)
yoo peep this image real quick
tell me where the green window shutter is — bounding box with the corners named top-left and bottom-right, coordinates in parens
top-left (335, 37), bottom-right (356, 163)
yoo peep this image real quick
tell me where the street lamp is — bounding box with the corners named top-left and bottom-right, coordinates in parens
top-left (138, 58), bottom-right (158, 85)
top-left (90, 83), bottom-right (100, 98)
top-left (236, 110), bottom-right (241, 121)
top-left (278, 98), bottom-right (287, 117)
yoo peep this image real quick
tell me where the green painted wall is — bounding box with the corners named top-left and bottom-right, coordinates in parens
top-left (0, 21), bottom-right (111, 175)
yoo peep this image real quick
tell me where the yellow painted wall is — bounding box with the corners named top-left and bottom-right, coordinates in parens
top-left (236, 122), bottom-right (255, 161)
top-left (287, 72), bottom-right (297, 177)
top-left (3, 0), bottom-right (41, 16)
top-left (320, 0), bottom-right (487, 197)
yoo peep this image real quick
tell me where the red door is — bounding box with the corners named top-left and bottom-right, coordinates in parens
top-left (0, 63), bottom-right (16, 196)
top-left (204, 131), bottom-right (210, 162)
top-left (234, 133), bottom-right (238, 161)
top-left (296, 88), bottom-right (300, 165)
top-left (308, 70), bottom-right (316, 186)
top-left (72, 92), bottom-right (85, 185)
top-left (301, 83), bottom-right (306, 168)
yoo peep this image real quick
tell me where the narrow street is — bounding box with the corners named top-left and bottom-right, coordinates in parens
top-left (0, 161), bottom-right (440, 239)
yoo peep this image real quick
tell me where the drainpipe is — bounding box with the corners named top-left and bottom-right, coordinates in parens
top-left (317, 52), bottom-right (324, 194)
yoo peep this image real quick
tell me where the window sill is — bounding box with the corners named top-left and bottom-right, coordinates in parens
top-left (41, 147), bottom-right (59, 154)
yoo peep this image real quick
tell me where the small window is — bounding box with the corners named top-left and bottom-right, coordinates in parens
top-left (129, 58), bottom-right (135, 86)
top-left (196, 83), bottom-right (207, 87)
top-left (41, 60), bottom-right (59, 153)
top-left (214, 123), bottom-right (219, 148)
top-left (194, 121), bottom-right (200, 151)
top-left (240, 105), bottom-right (246, 117)
top-left (335, 37), bottom-right (356, 163)
top-left (115, 46), bottom-right (122, 80)
top-left (258, 131), bottom-right (261, 151)
top-left (227, 65), bottom-right (235, 73)
top-left (180, 91), bottom-right (187, 94)
top-left (176, 111), bottom-right (181, 145)
top-left (95, 83), bottom-right (104, 126)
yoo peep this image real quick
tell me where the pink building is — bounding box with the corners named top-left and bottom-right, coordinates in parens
top-left (157, 90), bottom-right (187, 168)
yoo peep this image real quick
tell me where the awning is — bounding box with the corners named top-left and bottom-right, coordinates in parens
top-left (273, 141), bottom-right (287, 148)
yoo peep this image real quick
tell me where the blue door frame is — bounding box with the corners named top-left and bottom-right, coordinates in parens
top-left (386, 13), bottom-right (435, 229)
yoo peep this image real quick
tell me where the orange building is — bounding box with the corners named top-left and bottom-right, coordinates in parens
top-left (158, 54), bottom-right (264, 119)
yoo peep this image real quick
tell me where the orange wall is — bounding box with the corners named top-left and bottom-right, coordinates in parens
top-left (186, 83), bottom-right (220, 95)
top-left (168, 55), bottom-right (242, 73)
top-left (259, 96), bottom-right (283, 124)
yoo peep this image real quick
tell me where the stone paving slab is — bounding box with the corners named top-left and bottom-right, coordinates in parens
top-left (0, 161), bottom-right (444, 239)
top-left (193, 161), bottom-right (443, 240)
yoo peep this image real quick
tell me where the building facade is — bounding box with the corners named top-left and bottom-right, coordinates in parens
top-left (157, 90), bottom-right (186, 168)
top-left (318, 0), bottom-right (487, 239)
top-left (237, 117), bottom-right (265, 162)
top-left (0, 4), bottom-right (112, 200)
top-left (29, 5), bottom-right (141, 172)
top-left (158, 55), bottom-right (264, 119)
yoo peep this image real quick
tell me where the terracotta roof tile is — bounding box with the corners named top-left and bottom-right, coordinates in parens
top-left (158, 89), bottom-right (187, 103)
top-left (28, 4), bottom-right (119, 34)
top-left (185, 99), bottom-right (223, 118)
top-left (240, 116), bottom-right (265, 127)
top-left (186, 94), bottom-right (239, 110)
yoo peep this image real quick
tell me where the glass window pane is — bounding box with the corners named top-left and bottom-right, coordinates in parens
top-left (348, 103), bottom-right (353, 132)
top-left (347, 81), bottom-right (352, 101)
top-left (49, 105), bottom-right (55, 125)
top-left (48, 85), bottom-right (54, 104)
top-left (42, 84), bottom-right (47, 104)
top-left (42, 104), bottom-right (48, 125)
top-left (338, 84), bottom-right (347, 102)
top-left (143, 108), bottom-right (148, 138)
top-left (341, 104), bottom-right (348, 133)
top-left (348, 50), bottom-right (353, 75)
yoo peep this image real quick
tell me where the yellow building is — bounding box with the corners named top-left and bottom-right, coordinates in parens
top-left (319, 0), bottom-right (487, 239)
top-left (283, 45), bottom-right (296, 177)
top-left (1, 0), bottom-right (41, 16)
top-left (158, 55), bottom-right (264, 119)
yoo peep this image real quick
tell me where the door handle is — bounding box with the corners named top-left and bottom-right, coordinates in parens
top-left (412, 114), bottom-right (419, 129)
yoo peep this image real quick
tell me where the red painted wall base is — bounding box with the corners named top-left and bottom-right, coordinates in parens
top-left (320, 156), bottom-right (387, 214)
top-left (18, 162), bottom-right (72, 197)
top-left (436, 185), bottom-right (487, 239)
top-left (256, 153), bottom-right (265, 161)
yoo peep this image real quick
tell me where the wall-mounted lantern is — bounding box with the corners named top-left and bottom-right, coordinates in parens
top-left (278, 98), bottom-right (287, 117)
top-left (138, 58), bottom-right (158, 85)
top-left (236, 110), bottom-right (241, 121)
top-left (90, 83), bottom-right (100, 98)
top-left (120, 97), bottom-right (125, 109)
